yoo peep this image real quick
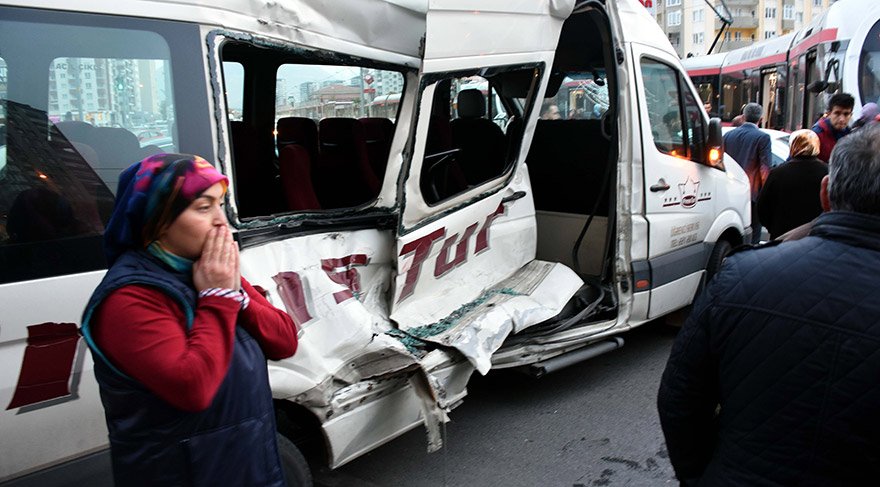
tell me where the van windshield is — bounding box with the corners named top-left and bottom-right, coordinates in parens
top-left (859, 19), bottom-right (880, 106)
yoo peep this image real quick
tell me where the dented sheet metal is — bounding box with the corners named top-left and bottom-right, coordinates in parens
top-left (7, 0), bottom-right (425, 64)
top-left (396, 261), bottom-right (583, 374)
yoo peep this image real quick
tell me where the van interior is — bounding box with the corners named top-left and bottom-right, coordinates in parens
top-left (517, 4), bottom-right (622, 334)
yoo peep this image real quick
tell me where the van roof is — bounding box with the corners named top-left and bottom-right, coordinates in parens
top-left (3, 0), bottom-right (429, 65)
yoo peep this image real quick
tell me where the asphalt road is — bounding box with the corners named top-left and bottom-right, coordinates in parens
top-left (314, 321), bottom-right (681, 487)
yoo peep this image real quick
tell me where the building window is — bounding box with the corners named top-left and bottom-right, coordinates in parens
top-left (813, 0), bottom-right (822, 6)
top-left (667, 10), bottom-right (681, 26)
top-left (765, 30), bottom-right (777, 39)
top-left (796, 12), bottom-right (804, 22)
top-left (693, 9), bottom-right (704, 22)
top-left (692, 32), bottom-right (705, 44)
top-left (667, 0), bottom-right (681, 6)
top-left (765, 7), bottom-right (777, 18)
top-left (724, 32), bottom-right (731, 41)
top-left (734, 31), bottom-right (742, 41)
top-left (735, 8), bottom-right (743, 16)
top-left (783, 5), bottom-right (794, 20)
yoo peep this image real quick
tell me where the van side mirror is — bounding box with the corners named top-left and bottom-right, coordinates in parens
top-left (706, 117), bottom-right (724, 170)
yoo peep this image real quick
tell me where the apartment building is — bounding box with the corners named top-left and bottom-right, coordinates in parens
top-left (650, 0), bottom-right (836, 58)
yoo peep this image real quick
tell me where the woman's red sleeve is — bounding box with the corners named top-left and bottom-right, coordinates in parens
top-left (238, 278), bottom-right (298, 360)
top-left (92, 285), bottom-right (239, 412)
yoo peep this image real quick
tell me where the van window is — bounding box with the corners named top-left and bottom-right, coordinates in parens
top-left (541, 71), bottom-right (610, 121)
top-left (419, 67), bottom-right (538, 204)
top-left (219, 39), bottom-right (406, 217)
top-left (641, 59), bottom-right (687, 157)
top-left (223, 61), bottom-right (244, 122)
top-left (682, 84), bottom-right (708, 163)
top-left (0, 8), bottom-right (201, 284)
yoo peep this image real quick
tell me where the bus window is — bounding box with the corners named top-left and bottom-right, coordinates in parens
top-left (0, 10), bottom-right (196, 284)
top-left (804, 51), bottom-right (823, 127)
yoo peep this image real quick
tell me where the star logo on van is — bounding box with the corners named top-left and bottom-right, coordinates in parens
top-left (678, 177), bottom-right (700, 209)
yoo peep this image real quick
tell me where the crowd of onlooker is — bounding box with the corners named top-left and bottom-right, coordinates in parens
top-left (659, 97), bottom-right (880, 485)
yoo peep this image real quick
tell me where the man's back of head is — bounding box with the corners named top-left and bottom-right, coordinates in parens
top-left (827, 124), bottom-right (880, 215)
top-left (743, 103), bottom-right (763, 124)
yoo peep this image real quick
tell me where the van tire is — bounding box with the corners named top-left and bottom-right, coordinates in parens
top-left (277, 432), bottom-right (313, 487)
top-left (705, 239), bottom-right (733, 284)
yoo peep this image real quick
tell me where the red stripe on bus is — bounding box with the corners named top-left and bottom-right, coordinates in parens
top-left (789, 28), bottom-right (838, 58)
top-left (721, 53), bottom-right (788, 74)
top-left (687, 68), bottom-right (721, 77)
top-left (7, 323), bottom-right (80, 410)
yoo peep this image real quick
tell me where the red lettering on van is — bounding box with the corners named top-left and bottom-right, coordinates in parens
top-left (273, 272), bottom-right (313, 331)
top-left (475, 203), bottom-right (506, 254)
top-left (7, 323), bottom-right (80, 410)
top-left (434, 223), bottom-right (478, 278)
top-left (322, 254), bottom-right (370, 303)
top-left (397, 228), bottom-right (445, 302)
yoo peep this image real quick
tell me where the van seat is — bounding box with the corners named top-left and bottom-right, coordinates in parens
top-left (279, 145), bottom-right (321, 212)
top-left (231, 121), bottom-right (282, 217)
top-left (277, 117), bottom-right (319, 162)
top-left (525, 120), bottom-right (610, 215)
top-left (450, 89), bottom-right (507, 185)
top-left (358, 117), bottom-right (393, 182)
top-left (316, 118), bottom-right (379, 208)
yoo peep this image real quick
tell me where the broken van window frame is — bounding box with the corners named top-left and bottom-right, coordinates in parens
top-left (206, 32), bottom-right (412, 245)
top-left (410, 62), bottom-right (543, 211)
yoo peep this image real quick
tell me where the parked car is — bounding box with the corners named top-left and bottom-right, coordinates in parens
top-left (723, 126), bottom-right (790, 167)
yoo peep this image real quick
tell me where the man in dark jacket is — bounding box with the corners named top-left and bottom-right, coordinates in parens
top-left (812, 92), bottom-right (854, 163)
top-left (723, 103), bottom-right (771, 243)
top-left (658, 125), bottom-right (880, 486)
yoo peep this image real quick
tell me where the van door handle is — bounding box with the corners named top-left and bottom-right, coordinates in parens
top-left (650, 179), bottom-right (670, 192)
top-left (501, 191), bottom-right (527, 204)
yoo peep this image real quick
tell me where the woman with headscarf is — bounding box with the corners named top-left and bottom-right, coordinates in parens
top-left (757, 130), bottom-right (828, 240)
top-left (81, 154), bottom-right (297, 486)
top-left (852, 102), bottom-right (880, 131)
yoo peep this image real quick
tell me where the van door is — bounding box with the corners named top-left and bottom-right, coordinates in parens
top-left (632, 44), bottom-right (717, 319)
top-left (390, 2), bottom-right (581, 374)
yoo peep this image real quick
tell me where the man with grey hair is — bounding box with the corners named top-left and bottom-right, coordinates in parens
top-left (723, 102), bottom-right (771, 243)
top-left (658, 125), bottom-right (880, 486)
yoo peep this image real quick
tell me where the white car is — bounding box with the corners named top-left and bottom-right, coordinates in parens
top-left (723, 126), bottom-right (791, 168)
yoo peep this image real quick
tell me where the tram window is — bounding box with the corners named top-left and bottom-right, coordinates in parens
top-left (641, 59), bottom-right (687, 157)
top-left (419, 66), bottom-right (538, 204)
top-left (859, 19), bottom-right (880, 106)
top-left (0, 10), bottom-right (195, 284)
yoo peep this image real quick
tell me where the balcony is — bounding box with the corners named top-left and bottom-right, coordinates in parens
top-left (666, 23), bottom-right (682, 34)
top-left (722, 0), bottom-right (758, 6)
top-left (782, 19), bottom-right (794, 30)
top-left (716, 16), bottom-right (759, 29)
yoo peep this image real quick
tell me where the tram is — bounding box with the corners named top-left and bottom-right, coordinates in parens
top-left (682, 0), bottom-right (880, 131)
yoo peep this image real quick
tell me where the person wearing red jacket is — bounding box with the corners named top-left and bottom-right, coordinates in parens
top-left (81, 154), bottom-right (297, 486)
top-left (812, 92), bottom-right (854, 163)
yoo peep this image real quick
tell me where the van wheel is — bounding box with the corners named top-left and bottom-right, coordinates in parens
top-left (277, 432), bottom-right (313, 487)
top-left (705, 239), bottom-right (733, 283)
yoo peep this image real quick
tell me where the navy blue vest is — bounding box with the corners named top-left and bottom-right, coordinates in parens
top-left (82, 250), bottom-right (285, 487)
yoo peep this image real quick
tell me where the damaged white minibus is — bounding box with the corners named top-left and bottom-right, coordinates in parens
top-left (0, 0), bottom-right (750, 483)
